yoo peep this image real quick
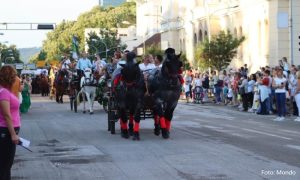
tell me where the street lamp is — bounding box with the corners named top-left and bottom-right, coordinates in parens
top-left (91, 39), bottom-right (108, 60)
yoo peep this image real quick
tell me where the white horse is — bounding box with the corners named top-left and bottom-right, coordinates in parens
top-left (77, 68), bottom-right (97, 114)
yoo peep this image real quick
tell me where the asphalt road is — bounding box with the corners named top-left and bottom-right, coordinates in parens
top-left (12, 95), bottom-right (300, 180)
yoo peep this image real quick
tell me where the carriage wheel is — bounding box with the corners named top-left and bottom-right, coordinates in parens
top-left (70, 98), bottom-right (74, 111)
top-left (74, 90), bottom-right (78, 113)
top-left (74, 99), bottom-right (78, 113)
top-left (107, 112), bottom-right (111, 131)
top-left (107, 99), bottom-right (111, 131)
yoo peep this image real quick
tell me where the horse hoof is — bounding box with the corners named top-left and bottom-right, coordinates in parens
top-left (154, 128), bottom-right (160, 136)
top-left (121, 130), bottom-right (129, 139)
top-left (154, 124), bottom-right (160, 136)
top-left (133, 132), bottom-right (140, 141)
top-left (83, 111), bottom-right (86, 114)
top-left (161, 129), bottom-right (169, 139)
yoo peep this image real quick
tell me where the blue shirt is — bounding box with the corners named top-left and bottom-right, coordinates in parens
top-left (76, 58), bottom-right (92, 70)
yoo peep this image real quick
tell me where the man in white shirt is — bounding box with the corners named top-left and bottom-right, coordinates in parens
top-left (76, 51), bottom-right (93, 77)
top-left (139, 54), bottom-right (156, 73)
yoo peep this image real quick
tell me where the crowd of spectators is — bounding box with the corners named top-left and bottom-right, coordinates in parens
top-left (182, 57), bottom-right (300, 122)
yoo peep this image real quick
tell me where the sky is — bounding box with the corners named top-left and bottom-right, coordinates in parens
top-left (0, 0), bottom-right (99, 48)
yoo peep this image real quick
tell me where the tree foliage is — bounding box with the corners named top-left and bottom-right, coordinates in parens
top-left (195, 31), bottom-right (245, 71)
top-left (42, 2), bottom-right (136, 61)
top-left (180, 53), bottom-right (191, 71)
top-left (145, 44), bottom-right (164, 57)
top-left (0, 43), bottom-right (22, 64)
top-left (29, 50), bottom-right (47, 63)
top-left (86, 29), bottom-right (126, 60)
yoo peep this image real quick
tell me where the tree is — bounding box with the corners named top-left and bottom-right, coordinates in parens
top-left (38, 50), bottom-right (47, 61)
top-left (0, 44), bottom-right (22, 64)
top-left (29, 50), bottom-right (47, 63)
top-left (195, 30), bottom-right (245, 71)
top-left (180, 54), bottom-right (191, 71)
top-left (145, 44), bottom-right (164, 57)
top-left (86, 29), bottom-right (126, 60)
top-left (42, 2), bottom-right (136, 61)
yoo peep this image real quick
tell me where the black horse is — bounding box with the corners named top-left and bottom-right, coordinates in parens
top-left (114, 52), bottom-right (145, 140)
top-left (148, 48), bottom-right (183, 139)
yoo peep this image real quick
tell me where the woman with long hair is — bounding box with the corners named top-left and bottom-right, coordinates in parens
top-left (0, 65), bottom-right (21, 180)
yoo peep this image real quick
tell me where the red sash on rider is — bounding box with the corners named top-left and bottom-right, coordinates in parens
top-left (113, 74), bottom-right (123, 92)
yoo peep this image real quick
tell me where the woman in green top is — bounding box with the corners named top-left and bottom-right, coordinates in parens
top-left (20, 76), bottom-right (31, 113)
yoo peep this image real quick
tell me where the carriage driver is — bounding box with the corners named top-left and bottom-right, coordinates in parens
top-left (111, 50), bottom-right (130, 80)
top-left (93, 53), bottom-right (106, 76)
top-left (76, 51), bottom-right (93, 77)
top-left (60, 53), bottom-right (72, 77)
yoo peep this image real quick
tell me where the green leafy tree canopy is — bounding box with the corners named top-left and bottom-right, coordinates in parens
top-left (42, 2), bottom-right (136, 61)
top-left (195, 30), bottom-right (245, 71)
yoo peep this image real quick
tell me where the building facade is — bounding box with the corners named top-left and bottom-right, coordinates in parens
top-left (137, 0), bottom-right (300, 73)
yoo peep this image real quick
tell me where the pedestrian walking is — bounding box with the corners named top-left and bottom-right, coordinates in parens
top-left (20, 76), bottom-right (31, 113)
top-left (0, 65), bottom-right (21, 180)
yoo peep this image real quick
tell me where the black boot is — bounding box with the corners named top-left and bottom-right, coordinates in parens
top-left (133, 132), bottom-right (140, 141)
top-left (161, 128), bottom-right (169, 139)
top-left (121, 129), bottom-right (129, 139)
top-left (128, 123), bottom-right (134, 136)
top-left (154, 124), bottom-right (160, 136)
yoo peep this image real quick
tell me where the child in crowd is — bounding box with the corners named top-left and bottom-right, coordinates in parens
top-left (223, 83), bottom-right (229, 104)
top-left (227, 84), bottom-right (233, 105)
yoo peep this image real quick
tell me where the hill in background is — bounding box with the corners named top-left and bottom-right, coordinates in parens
top-left (19, 47), bottom-right (41, 64)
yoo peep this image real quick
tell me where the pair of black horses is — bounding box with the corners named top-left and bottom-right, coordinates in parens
top-left (114, 48), bottom-right (183, 140)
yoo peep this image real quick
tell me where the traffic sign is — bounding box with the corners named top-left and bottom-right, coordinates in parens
top-left (26, 64), bottom-right (36, 70)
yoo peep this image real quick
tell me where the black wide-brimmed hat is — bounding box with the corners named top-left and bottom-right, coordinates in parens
top-left (164, 48), bottom-right (175, 55)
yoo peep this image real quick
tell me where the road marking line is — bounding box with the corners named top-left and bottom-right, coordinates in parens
top-left (280, 129), bottom-right (300, 135)
top-left (242, 128), bottom-right (292, 140)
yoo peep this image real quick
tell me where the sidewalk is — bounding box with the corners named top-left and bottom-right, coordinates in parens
top-left (179, 98), bottom-right (300, 123)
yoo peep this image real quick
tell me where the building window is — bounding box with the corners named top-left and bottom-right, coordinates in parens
top-left (239, 26), bottom-right (243, 37)
top-left (199, 29), bottom-right (203, 42)
top-left (194, 33), bottom-right (197, 46)
top-left (234, 28), bottom-right (237, 37)
top-left (204, 31), bottom-right (208, 38)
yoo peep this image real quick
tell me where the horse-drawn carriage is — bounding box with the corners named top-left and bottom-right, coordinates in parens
top-left (67, 68), bottom-right (110, 114)
top-left (106, 50), bottom-right (183, 140)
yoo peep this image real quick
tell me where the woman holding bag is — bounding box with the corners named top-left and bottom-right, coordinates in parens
top-left (0, 65), bottom-right (21, 180)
